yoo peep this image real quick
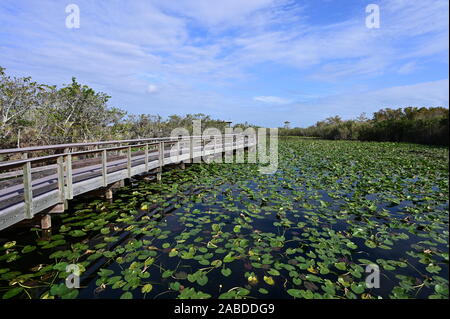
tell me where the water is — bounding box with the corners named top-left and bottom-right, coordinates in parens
top-left (0, 138), bottom-right (448, 299)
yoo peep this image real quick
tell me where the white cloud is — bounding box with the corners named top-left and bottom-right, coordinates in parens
top-left (146, 84), bottom-right (158, 94)
top-left (253, 96), bottom-right (292, 104)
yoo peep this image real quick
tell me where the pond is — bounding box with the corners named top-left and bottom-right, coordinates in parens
top-left (0, 137), bottom-right (448, 299)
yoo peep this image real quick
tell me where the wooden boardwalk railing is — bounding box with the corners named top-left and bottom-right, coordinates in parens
top-left (0, 134), bottom-right (256, 231)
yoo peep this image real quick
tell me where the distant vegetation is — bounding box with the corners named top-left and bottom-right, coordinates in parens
top-left (0, 67), bottom-right (252, 149)
top-left (280, 107), bottom-right (449, 146)
top-left (1, 66), bottom-right (448, 149)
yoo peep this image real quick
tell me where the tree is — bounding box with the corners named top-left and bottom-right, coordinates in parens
top-left (0, 68), bottom-right (50, 147)
top-left (34, 77), bottom-right (125, 144)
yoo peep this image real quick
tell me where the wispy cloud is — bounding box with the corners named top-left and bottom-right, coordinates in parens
top-left (146, 84), bottom-right (158, 94)
top-left (253, 96), bottom-right (292, 104)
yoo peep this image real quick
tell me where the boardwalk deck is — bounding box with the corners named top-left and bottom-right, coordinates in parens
top-left (0, 135), bottom-right (256, 231)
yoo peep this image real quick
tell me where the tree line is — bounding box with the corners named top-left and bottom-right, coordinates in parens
top-left (0, 67), bottom-right (251, 150)
top-left (280, 107), bottom-right (449, 146)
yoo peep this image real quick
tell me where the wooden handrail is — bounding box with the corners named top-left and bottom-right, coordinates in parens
top-left (0, 134), bottom-right (240, 155)
top-left (0, 134), bottom-right (247, 171)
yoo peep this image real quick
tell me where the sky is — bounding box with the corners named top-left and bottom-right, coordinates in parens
top-left (0, 0), bottom-right (448, 127)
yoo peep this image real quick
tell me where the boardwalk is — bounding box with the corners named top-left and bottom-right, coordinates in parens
top-left (0, 134), bottom-right (256, 231)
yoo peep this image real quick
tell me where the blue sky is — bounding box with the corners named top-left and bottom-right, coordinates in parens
top-left (0, 0), bottom-right (448, 127)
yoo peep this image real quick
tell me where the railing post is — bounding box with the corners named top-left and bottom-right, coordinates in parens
top-left (102, 149), bottom-right (107, 187)
top-left (190, 136), bottom-right (194, 162)
top-left (22, 160), bottom-right (33, 219)
top-left (157, 141), bottom-right (163, 181)
top-left (177, 137), bottom-right (181, 163)
top-left (127, 146), bottom-right (132, 178)
top-left (202, 137), bottom-right (205, 157)
top-left (57, 156), bottom-right (65, 203)
top-left (144, 144), bottom-right (149, 171)
top-left (65, 153), bottom-right (73, 200)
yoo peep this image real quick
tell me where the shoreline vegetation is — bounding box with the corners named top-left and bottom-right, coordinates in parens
top-left (280, 108), bottom-right (449, 146)
top-left (1, 66), bottom-right (448, 154)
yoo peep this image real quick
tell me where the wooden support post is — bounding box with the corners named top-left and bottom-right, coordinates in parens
top-left (105, 188), bottom-right (113, 200)
top-left (41, 214), bottom-right (51, 230)
top-left (102, 149), bottom-right (107, 187)
top-left (144, 144), bottom-right (149, 171)
top-left (105, 180), bottom-right (124, 197)
top-left (50, 203), bottom-right (65, 213)
top-left (127, 146), bottom-right (132, 178)
top-left (23, 160), bottom-right (33, 219)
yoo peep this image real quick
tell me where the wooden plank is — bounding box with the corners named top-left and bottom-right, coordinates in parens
top-left (0, 188), bottom-right (60, 229)
top-left (0, 163), bottom-right (56, 179)
top-left (0, 205), bottom-right (25, 230)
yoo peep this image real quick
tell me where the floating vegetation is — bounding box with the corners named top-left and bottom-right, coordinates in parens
top-left (0, 138), bottom-right (448, 299)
